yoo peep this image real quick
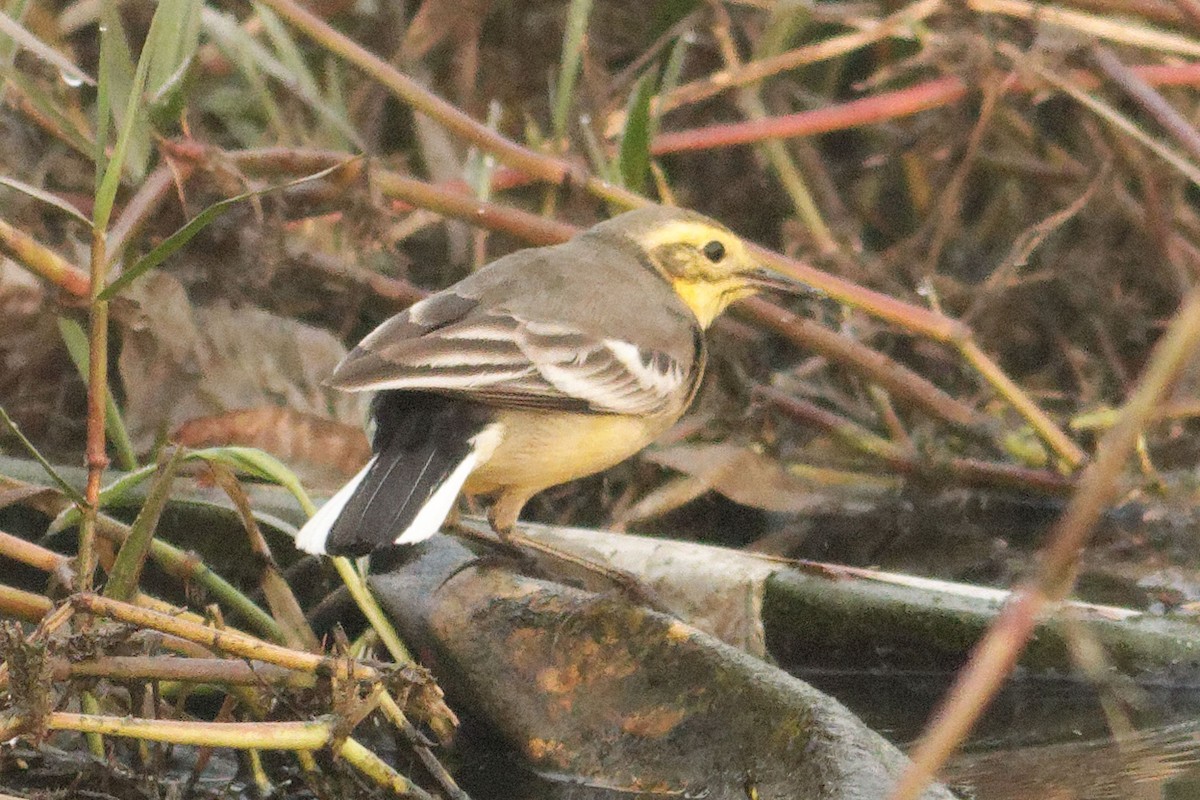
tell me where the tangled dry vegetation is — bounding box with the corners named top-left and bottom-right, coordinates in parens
top-left (3, 0), bottom-right (1200, 797)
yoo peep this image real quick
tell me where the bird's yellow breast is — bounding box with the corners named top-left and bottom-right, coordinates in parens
top-left (463, 409), bottom-right (679, 498)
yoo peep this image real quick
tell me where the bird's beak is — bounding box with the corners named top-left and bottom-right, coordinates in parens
top-left (745, 267), bottom-right (820, 298)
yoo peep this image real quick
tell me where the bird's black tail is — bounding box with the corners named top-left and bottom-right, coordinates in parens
top-left (295, 393), bottom-right (491, 557)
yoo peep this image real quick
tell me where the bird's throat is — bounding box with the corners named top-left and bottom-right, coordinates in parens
top-left (672, 278), bottom-right (751, 328)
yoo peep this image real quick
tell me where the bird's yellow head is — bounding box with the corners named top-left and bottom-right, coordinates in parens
top-left (594, 207), bottom-right (802, 328)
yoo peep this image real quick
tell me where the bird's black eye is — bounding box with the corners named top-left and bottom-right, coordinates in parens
top-left (702, 240), bottom-right (726, 262)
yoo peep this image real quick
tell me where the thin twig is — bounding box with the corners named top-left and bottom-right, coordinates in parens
top-left (1091, 43), bottom-right (1200, 164)
top-left (890, 284), bottom-right (1200, 800)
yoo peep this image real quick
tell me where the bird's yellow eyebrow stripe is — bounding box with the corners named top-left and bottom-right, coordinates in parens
top-left (628, 219), bottom-right (729, 250)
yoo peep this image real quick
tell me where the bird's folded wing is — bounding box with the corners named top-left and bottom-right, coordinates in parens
top-left (330, 310), bottom-right (693, 416)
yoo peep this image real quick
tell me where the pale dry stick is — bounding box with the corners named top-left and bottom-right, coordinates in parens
top-left (46, 712), bottom-right (332, 749)
top-left (38, 713), bottom-right (435, 799)
top-left (254, 0), bottom-right (577, 187)
top-left (889, 285), bottom-right (1200, 800)
top-left (709, 4), bottom-right (836, 251)
top-left (969, 0), bottom-right (1200, 56)
top-left (0, 584), bottom-right (52, 621)
top-left (964, 163), bottom-right (1112, 323)
top-left (70, 593), bottom-right (377, 682)
top-left (1091, 44), bottom-right (1200, 164)
top-left (0, 529), bottom-right (70, 573)
top-left (604, 0), bottom-right (943, 135)
top-left (1006, 48), bottom-right (1200, 187)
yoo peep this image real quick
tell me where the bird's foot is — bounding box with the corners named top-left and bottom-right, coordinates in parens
top-left (502, 530), bottom-right (672, 614)
top-left (443, 520), bottom-right (671, 613)
top-left (443, 519), bottom-right (543, 574)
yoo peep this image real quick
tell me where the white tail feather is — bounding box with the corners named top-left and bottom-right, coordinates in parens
top-left (295, 422), bottom-right (506, 554)
top-left (392, 422), bottom-right (504, 545)
top-left (392, 452), bottom-right (478, 545)
top-left (295, 458), bottom-right (376, 554)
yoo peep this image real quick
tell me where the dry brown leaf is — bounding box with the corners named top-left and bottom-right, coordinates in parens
top-left (638, 442), bottom-right (849, 516)
top-left (174, 407), bottom-right (370, 489)
top-left (112, 272), bottom-right (367, 454)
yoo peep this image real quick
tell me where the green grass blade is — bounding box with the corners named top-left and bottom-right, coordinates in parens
top-left (0, 8), bottom-right (95, 86)
top-left (48, 463), bottom-right (159, 535)
top-left (0, 175), bottom-right (92, 226)
top-left (659, 33), bottom-right (690, 109)
top-left (551, 0), bottom-right (594, 140)
top-left (0, 405), bottom-right (86, 504)
top-left (255, 2), bottom-right (320, 100)
top-left (144, 0), bottom-right (200, 93)
top-left (95, 2), bottom-right (148, 229)
top-left (202, 7), bottom-right (363, 150)
top-left (103, 447), bottom-right (183, 600)
top-left (579, 120), bottom-right (618, 184)
top-left (144, 0), bottom-right (200, 130)
top-left (618, 72), bottom-right (655, 193)
top-left (98, 158), bottom-right (357, 300)
top-left (187, 446), bottom-right (315, 517)
top-left (94, 2), bottom-right (119, 190)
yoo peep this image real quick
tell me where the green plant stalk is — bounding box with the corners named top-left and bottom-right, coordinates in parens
top-left (91, 505), bottom-right (284, 643)
top-left (1, 458), bottom-right (286, 644)
top-left (78, 226), bottom-right (108, 594)
top-left (332, 557), bottom-right (415, 666)
top-left (198, 446), bottom-right (417, 664)
top-left (81, 0), bottom-right (145, 592)
top-left (339, 736), bottom-right (435, 800)
top-left (103, 447), bottom-right (183, 601)
top-left (133, 525), bottom-right (284, 643)
top-left (58, 318), bottom-right (138, 471)
top-left (80, 691), bottom-right (105, 757)
top-left (48, 710), bottom-right (334, 749)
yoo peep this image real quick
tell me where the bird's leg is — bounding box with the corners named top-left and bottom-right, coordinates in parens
top-left (440, 494), bottom-right (538, 566)
top-left (489, 494), bottom-right (672, 614)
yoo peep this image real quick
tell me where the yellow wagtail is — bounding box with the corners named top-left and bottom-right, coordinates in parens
top-left (296, 206), bottom-right (808, 557)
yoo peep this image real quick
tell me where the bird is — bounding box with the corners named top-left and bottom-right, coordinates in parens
top-left (295, 205), bottom-right (808, 557)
